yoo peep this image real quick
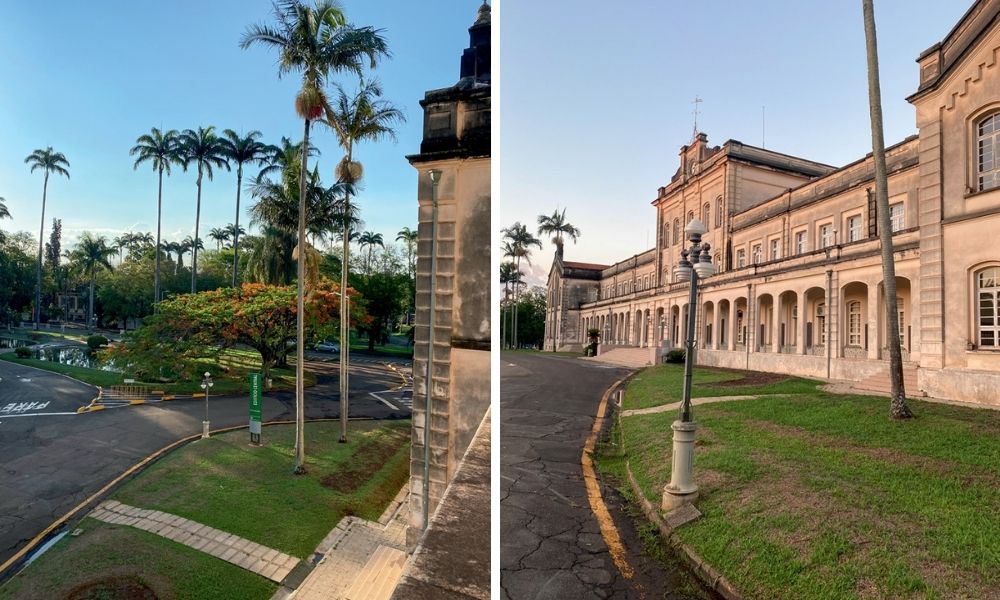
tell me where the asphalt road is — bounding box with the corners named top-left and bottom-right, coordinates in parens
top-left (0, 353), bottom-right (411, 571)
top-left (500, 352), bottom-right (707, 600)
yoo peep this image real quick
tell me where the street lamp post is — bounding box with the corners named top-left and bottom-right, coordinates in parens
top-left (200, 371), bottom-right (214, 439)
top-left (663, 218), bottom-right (715, 511)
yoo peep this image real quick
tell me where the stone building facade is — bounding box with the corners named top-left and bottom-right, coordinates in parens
top-left (544, 0), bottom-right (1000, 406)
top-left (405, 3), bottom-right (491, 547)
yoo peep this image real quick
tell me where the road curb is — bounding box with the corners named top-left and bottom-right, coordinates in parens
top-left (0, 416), bottom-right (381, 583)
top-left (623, 459), bottom-right (743, 600)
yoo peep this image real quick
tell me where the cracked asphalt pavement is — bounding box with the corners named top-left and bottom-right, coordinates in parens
top-left (500, 352), bottom-right (709, 600)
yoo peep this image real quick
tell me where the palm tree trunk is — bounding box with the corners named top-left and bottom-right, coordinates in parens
top-left (863, 0), bottom-right (911, 419)
top-left (35, 173), bottom-right (49, 330)
top-left (339, 142), bottom-right (354, 445)
top-left (191, 168), bottom-right (202, 294)
top-left (294, 118), bottom-right (310, 473)
top-left (513, 256), bottom-right (521, 350)
top-left (89, 272), bottom-right (95, 331)
top-left (233, 166), bottom-right (243, 288)
top-left (154, 167), bottom-right (163, 306)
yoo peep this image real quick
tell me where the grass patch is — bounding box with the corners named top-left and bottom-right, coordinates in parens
top-left (503, 349), bottom-right (584, 357)
top-left (0, 353), bottom-right (122, 387)
top-left (0, 518), bottom-right (277, 600)
top-left (113, 420), bottom-right (411, 559)
top-left (618, 389), bottom-right (1000, 599)
top-left (622, 363), bottom-right (822, 410)
top-left (0, 348), bottom-right (315, 394)
top-left (0, 420), bottom-right (410, 600)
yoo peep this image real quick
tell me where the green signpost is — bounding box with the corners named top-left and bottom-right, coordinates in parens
top-left (249, 373), bottom-right (262, 445)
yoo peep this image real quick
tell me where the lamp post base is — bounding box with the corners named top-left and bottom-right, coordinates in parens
top-left (202, 421), bottom-right (210, 439)
top-left (662, 420), bottom-right (698, 511)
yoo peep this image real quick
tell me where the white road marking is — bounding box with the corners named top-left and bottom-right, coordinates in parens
top-left (0, 412), bottom-right (78, 417)
top-left (369, 391), bottom-right (398, 410)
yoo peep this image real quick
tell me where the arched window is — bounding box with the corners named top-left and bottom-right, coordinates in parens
top-left (978, 113), bottom-right (1000, 191)
top-left (847, 301), bottom-right (862, 346)
top-left (702, 203), bottom-right (711, 230)
top-left (687, 210), bottom-right (694, 225)
top-left (662, 221), bottom-right (669, 247)
top-left (672, 219), bottom-right (680, 244)
top-left (716, 197), bottom-right (723, 228)
top-left (976, 266), bottom-right (1000, 347)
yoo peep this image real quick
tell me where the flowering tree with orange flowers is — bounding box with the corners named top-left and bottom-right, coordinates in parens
top-left (109, 280), bottom-right (365, 383)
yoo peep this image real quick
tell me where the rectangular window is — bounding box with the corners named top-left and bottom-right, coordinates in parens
top-left (736, 249), bottom-right (746, 268)
top-left (817, 303), bottom-right (826, 345)
top-left (795, 231), bottom-right (807, 255)
top-left (770, 238), bottom-right (780, 261)
top-left (847, 215), bottom-right (862, 242)
top-left (820, 224), bottom-right (833, 248)
top-left (890, 203), bottom-right (905, 232)
top-left (848, 301), bottom-right (862, 346)
top-left (751, 244), bottom-right (762, 264)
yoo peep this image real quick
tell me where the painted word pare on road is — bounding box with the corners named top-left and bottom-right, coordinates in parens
top-left (0, 401), bottom-right (51, 414)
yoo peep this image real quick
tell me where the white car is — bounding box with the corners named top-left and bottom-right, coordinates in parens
top-left (314, 340), bottom-right (340, 353)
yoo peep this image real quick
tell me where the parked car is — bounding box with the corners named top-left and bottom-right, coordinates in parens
top-left (314, 340), bottom-right (340, 353)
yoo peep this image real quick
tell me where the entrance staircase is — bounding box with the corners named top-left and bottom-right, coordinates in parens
top-left (853, 365), bottom-right (924, 397)
top-left (584, 346), bottom-right (652, 369)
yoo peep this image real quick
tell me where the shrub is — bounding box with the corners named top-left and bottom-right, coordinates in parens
top-left (665, 349), bottom-right (686, 363)
top-left (14, 346), bottom-right (32, 358)
top-left (585, 342), bottom-right (598, 357)
top-left (86, 335), bottom-right (110, 351)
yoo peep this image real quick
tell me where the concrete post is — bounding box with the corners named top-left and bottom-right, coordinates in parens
top-left (662, 420), bottom-right (699, 510)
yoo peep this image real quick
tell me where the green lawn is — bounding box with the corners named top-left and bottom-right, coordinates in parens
top-left (113, 420), bottom-right (411, 558)
top-left (606, 391), bottom-right (1000, 599)
top-left (0, 420), bottom-right (411, 600)
top-left (0, 348), bottom-right (315, 395)
top-left (622, 363), bottom-right (822, 410)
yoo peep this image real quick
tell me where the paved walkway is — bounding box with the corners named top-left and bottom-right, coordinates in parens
top-left (620, 394), bottom-right (776, 418)
top-left (501, 353), bottom-right (703, 600)
top-left (276, 484), bottom-right (409, 600)
top-left (90, 500), bottom-right (300, 582)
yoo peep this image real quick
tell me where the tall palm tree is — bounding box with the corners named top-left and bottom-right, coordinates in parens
top-left (500, 261), bottom-right (519, 350)
top-left (396, 226), bottom-right (417, 276)
top-left (113, 234), bottom-right (131, 265)
top-left (178, 126), bottom-right (229, 293)
top-left (502, 222), bottom-right (541, 350)
top-left (220, 129), bottom-right (274, 287)
top-left (537, 208), bottom-right (581, 258)
top-left (257, 136), bottom-right (319, 180)
top-left (242, 2), bottom-right (390, 456)
top-left (67, 232), bottom-right (115, 330)
top-left (209, 227), bottom-right (230, 251)
top-left (224, 223), bottom-right (246, 245)
top-left (131, 128), bottom-right (179, 305)
top-left (358, 231), bottom-right (383, 274)
top-left (863, 0), bottom-right (911, 419)
top-left (162, 241), bottom-right (184, 274)
top-left (25, 147), bottom-right (70, 329)
top-left (326, 78), bottom-right (402, 443)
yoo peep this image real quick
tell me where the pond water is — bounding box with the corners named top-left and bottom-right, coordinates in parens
top-left (0, 337), bottom-right (32, 349)
top-left (28, 345), bottom-right (122, 372)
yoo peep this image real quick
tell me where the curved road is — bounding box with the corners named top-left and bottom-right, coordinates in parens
top-left (500, 352), bottom-right (707, 600)
top-left (0, 354), bottom-right (410, 572)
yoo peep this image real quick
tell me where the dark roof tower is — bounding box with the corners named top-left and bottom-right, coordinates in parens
top-left (459, 2), bottom-right (490, 86)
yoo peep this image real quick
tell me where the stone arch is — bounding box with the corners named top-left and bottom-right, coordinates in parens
top-left (717, 298), bottom-right (731, 350)
top-left (777, 290), bottom-right (798, 353)
top-left (803, 286), bottom-right (826, 354)
top-left (756, 293), bottom-right (775, 351)
top-left (702, 300), bottom-right (715, 349)
top-left (840, 281), bottom-right (869, 358)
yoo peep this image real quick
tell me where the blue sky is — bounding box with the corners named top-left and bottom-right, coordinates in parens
top-left (0, 1), bottom-right (480, 252)
top-left (500, 1), bottom-right (972, 284)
